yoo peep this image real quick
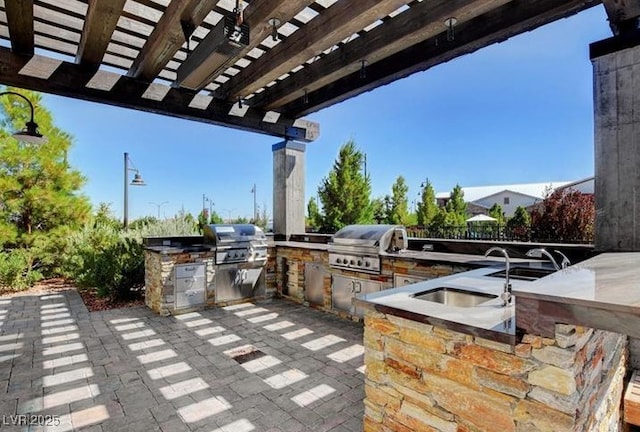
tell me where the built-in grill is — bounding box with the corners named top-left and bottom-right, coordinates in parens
top-left (203, 224), bottom-right (268, 302)
top-left (328, 224), bottom-right (408, 274)
top-left (203, 224), bottom-right (268, 265)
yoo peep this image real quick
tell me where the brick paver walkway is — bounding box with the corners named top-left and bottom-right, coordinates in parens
top-left (0, 290), bottom-right (364, 431)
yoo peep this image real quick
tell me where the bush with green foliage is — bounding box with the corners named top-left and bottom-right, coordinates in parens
top-left (0, 249), bottom-right (42, 291)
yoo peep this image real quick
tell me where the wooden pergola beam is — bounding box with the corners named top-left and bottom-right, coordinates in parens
top-left (282, 0), bottom-right (601, 118)
top-left (76, 0), bottom-right (128, 67)
top-left (602, 0), bottom-right (640, 35)
top-left (174, 0), bottom-right (315, 91)
top-left (215, 0), bottom-right (410, 100)
top-left (5, 0), bottom-right (34, 56)
top-left (127, 0), bottom-right (218, 81)
top-left (251, 0), bottom-right (510, 111)
top-left (0, 47), bottom-right (318, 141)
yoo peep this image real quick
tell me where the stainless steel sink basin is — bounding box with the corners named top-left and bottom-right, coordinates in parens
top-left (412, 287), bottom-right (498, 307)
top-left (488, 267), bottom-right (556, 281)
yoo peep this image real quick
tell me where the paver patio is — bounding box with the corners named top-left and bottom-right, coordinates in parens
top-left (0, 290), bottom-right (364, 431)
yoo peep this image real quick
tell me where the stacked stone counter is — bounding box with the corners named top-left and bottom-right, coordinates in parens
top-left (363, 310), bottom-right (626, 431)
top-left (144, 248), bottom-right (216, 315)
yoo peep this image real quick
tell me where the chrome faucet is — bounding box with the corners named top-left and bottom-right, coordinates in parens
top-left (553, 250), bottom-right (571, 269)
top-left (525, 248), bottom-right (561, 271)
top-left (484, 247), bottom-right (512, 306)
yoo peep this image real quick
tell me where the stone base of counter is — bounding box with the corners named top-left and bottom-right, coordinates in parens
top-left (363, 310), bottom-right (627, 432)
top-left (272, 245), bottom-right (472, 320)
top-left (145, 249), bottom-right (273, 315)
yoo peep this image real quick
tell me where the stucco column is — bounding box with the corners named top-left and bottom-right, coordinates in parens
top-left (272, 140), bottom-right (306, 238)
top-left (591, 35), bottom-right (640, 251)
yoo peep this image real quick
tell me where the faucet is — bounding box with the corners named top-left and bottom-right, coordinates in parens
top-left (484, 247), bottom-right (512, 306)
top-left (525, 248), bottom-right (561, 271)
top-left (553, 250), bottom-right (571, 269)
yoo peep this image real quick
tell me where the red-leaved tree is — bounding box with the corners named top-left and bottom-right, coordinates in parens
top-left (531, 189), bottom-right (595, 243)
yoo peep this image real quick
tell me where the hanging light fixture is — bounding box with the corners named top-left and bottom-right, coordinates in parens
top-left (360, 60), bottom-right (367, 79)
top-left (0, 91), bottom-right (47, 144)
top-left (444, 17), bottom-right (458, 42)
top-left (268, 18), bottom-right (281, 41)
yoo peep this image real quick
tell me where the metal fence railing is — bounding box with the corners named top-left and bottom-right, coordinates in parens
top-left (406, 226), bottom-right (593, 244)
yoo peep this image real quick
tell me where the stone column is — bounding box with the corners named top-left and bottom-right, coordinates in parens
top-left (272, 140), bottom-right (306, 238)
top-left (591, 35), bottom-right (640, 251)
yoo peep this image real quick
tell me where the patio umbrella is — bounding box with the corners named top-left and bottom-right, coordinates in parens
top-left (466, 214), bottom-right (497, 223)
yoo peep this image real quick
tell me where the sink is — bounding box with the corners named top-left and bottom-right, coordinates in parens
top-left (412, 287), bottom-right (498, 307)
top-left (488, 267), bottom-right (556, 281)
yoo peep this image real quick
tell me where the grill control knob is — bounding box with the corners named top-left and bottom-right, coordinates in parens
top-left (350, 260), bottom-right (355, 265)
top-left (357, 260), bottom-right (362, 266)
top-left (336, 258), bottom-right (342, 264)
top-left (365, 261), bottom-right (370, 267)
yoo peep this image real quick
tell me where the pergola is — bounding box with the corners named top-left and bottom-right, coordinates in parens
top-left (1, 0), bottom-right (638, 248)
top-left (0, 0), bottom-right (613, 142)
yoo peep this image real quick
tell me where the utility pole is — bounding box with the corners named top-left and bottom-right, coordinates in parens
top-left (251, 184), bottom-right (257, 221)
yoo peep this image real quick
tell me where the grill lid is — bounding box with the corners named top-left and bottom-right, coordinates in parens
top-left (203, 224), bottom-right (266, 246)
top-left (329, 224), bottom-right (407, 253)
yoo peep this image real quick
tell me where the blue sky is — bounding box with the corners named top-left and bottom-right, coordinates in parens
top-left (41, 5), bottom-right (611, 221)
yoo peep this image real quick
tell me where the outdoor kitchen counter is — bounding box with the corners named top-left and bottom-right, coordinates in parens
top-left (358, 251), bottom-right (640, 343)
top-left (356, 265), bottom-right (524, 344)
top-left (274, 241), bottom-right (532, 266)
top-left (512, 251), bottom-right (640, 338)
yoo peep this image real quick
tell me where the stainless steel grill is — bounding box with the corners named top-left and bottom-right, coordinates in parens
top-left (328, 224), bottom-right (407, 274)
top-left (203, 224), bottom-right (268, 302)
top-left (203, 224), bottom-right (268, 265)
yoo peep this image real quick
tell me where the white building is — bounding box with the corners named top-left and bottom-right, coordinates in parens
top-left (436, 178), bottom-right (594, 218)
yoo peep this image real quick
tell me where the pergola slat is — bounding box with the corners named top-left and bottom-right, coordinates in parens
top-left (0, 46), bottom-right (318, 141)
top-left (75, 0), bottom-right (127, 67)
top-left (251, 0), bottom-right (511, 111)
top-left (127, 0), bottom-right (218, 81)
top-left (282, 0), bottom-right (601, 117)
top-left (5, 0), bottom-right (35, 55)
top-left (174, 0), bottom-right (316, 91)
top-left (214, 0), bottom-right (410, 100)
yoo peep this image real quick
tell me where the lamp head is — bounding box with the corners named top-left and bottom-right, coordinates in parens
top-left (12, 120), bottom-right (46, 144)
top-left (131, 172), bottom-right (146, 186)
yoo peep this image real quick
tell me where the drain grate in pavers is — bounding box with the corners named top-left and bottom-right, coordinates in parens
top-left (223, 344), bottom-right (266, 364)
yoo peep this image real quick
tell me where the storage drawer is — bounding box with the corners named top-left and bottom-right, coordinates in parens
top-left (175, 264), bottom-right (205, 279)
top-left (175, 276), bottom-right (205, 308)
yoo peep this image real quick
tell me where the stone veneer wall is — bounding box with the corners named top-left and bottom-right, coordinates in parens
top-left (270, 246), bottom-right (474, 318)
top-left (144, 250), bottom-right (215, 315)
top-left (363, 310), bottom-right (627, 431)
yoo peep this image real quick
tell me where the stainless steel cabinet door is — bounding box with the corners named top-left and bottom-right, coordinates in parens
top-left (215, 266), bottom-right (265, 302)
top-left (331, 275), bottom-right (355, 313)
top-left (304, 263), bottom-right (325, 306)
top-left (353, 279), bottom-right (382, 318)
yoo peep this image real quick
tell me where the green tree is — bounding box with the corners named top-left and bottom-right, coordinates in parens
top-left (488, 203), bottom-right (506, 225)
top-left (196, 209), bottom-right (208, 233)
top-left (317, 140), bottom-right (372, 231)
top-left (0, 87), bottom-right (91, 277)
top-left (209, 210), bottom-right (223, 224)
top-left (387, 176), bottom-right (410, 225)
top-left (371, 197), bottom-right (386, 224)
top-left (416, 179), bottom-right (437, 226)
top-left (306, 197), bottom-right (322, 231)
top-left (507, 206), bottom-right (531, 240)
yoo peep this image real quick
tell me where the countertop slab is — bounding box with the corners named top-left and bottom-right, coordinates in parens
top-left (360, 252), bottom-right (640, 343)
top-left (512, 252), bottom-right (640, 314)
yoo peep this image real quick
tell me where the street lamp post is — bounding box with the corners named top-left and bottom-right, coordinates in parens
top-left (0, 91), bottom-right (47, 144)
top-left (124, 152), bottom-right (146, 228)
top-left (250, 184), bottom-right (257, 221)
top-left (223, 208), bottom-right (237, 223)
top-left (149, 201), bottom-right (168, 219)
